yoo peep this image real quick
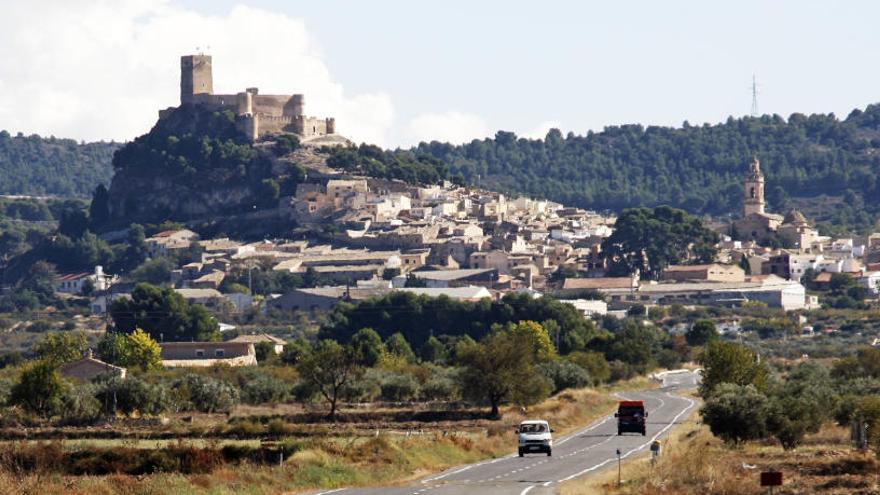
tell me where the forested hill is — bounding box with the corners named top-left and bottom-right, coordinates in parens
top-left (410, 104), bottom-right (880, 230)
top-left (0, 131), bottom-right (118, 198)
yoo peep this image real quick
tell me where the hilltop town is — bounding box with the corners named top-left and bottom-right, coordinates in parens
top-left (3, 52), bottom-right (880, 495)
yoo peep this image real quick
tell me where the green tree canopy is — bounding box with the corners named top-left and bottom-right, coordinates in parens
top-left (602, 206), bottom-right (719, 279)
top-left (109, 283), bottom-right (219, 342)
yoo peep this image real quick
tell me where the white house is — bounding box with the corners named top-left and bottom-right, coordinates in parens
top-left (57, 266), bottom-right (114, 295)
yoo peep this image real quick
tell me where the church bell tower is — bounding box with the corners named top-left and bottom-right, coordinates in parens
top-left (743, 156), bottom-right (765, 216)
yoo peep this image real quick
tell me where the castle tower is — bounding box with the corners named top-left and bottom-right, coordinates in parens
top-left (743, 156), bottom-right (765, 216)
top-left (180, 55), bottom-right (213, 104)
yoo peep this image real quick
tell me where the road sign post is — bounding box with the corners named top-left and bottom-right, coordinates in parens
top-left (760, 471), bottom-right (782, 495)
top-left (650, 440), bottom-right (661, 467)
top-left (616, 448), bottom-right (622, 486)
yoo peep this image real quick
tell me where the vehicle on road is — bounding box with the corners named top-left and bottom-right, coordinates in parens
top-left (517, 420), bottom-right (553, 457)
top-left (615, 400), bottom-right (647, 436)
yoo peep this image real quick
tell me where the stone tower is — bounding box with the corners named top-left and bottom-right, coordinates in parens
top-left (743, 156), bottom-right (765, 216)
top-left (180, 54), bottom-right (213, 104)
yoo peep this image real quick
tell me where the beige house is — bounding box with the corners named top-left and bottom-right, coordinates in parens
top-left (59, 351), bottom-right (127, 381)
top-left (662, 264), bottom-right (745, 283)
top-left (229, 334), bottom-right (286, 354)
top-left (159, 342), bottom-right (257, 367)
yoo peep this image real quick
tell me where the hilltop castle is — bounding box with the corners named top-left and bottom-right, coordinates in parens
top-left (159, 54), bottom-right (336, 142)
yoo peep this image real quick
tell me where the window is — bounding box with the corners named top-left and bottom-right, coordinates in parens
top-left (215, 349), bottom-right (225, 357)
top-left (195, 349), bottom-right (205, 358)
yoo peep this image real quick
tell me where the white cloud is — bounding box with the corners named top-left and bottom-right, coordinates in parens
top-left (0, 1), bottom-right (393, 145)
top-left (403, 111), bottom-right (491, 146)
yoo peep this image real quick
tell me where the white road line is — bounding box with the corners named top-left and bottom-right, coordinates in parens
top-left (520, 485), bottom-right (536, 495)
top-left (557, 393), bottom-right (697, 483)
top-left (312, 490), bottom-right (344, 495)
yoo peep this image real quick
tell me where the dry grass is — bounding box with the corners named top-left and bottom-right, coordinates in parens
top-left (565, 413), bottom-right (880, 495)
top-left (0, 380), bottom-right (643, 495)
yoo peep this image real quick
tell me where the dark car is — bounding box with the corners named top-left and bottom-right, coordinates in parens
top-left (615, 400), bottom-right (647, 436)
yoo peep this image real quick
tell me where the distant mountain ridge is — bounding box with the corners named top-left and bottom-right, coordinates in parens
top-left (0, 131), bottom-right (118, 198)
top-left (409, 104), bottom-right (880, 233)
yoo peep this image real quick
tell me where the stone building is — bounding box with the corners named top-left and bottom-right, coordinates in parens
top-left (732, 157), bottom-right (817, 248)
top-left (161, 54), bottom-right (336, 142)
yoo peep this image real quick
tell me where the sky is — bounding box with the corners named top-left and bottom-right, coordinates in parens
top-left (0, 0), bottom-right (878, 147)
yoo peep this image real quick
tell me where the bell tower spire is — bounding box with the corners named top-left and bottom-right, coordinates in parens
top-left (744, 155), bottom-right (765, 216)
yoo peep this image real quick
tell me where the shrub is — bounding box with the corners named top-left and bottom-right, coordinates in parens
top-left (537, 360), bottom-right (590, 393)
top-left (701, 383), bottom-right (770, 445)
top-left (9, 360), bottom-right (65, 417)
top-left (175, 374), bottom-right (240, 413)
top-left (95, 375), bottom-right (169, 416)
top-left (57, 383), bottom-right (101, 423)
top-left (340, 373), bottom-right (381, 402)
top-left (420, 368), bottom-right (461, 401)
top-left (379, 372), bottom-right (420, 402)
top-left (241, 373), bottom-right (290, 405)
top-left (566, 351), bottom-right (611, 384)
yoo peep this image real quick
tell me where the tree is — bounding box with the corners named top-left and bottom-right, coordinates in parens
top-left (602, 206), bottom-right (719, 280)
top-left (9, 360), bottom-right (66, 417)
top-left (686, 319), bottom-right (719, 346)
top-left (458, 328), bottom-right (553, 418)
top-left (110, 283), bottom-right (219, 342)
top-left (419, 336), bottom-right (447, 363)
top-left (700, 341), bottom-right (769, 397)
top-left (506, 321), bottom-right (555, 362)
top-left (385, 332), bottom-right (416, 363)
top-left (766, 362), bottom-right (835, 450)
top-left (296, 340), bottom-right (362, 420)
top-left (34, 332), bottom-right (88, 366)
top-left (95, 375), bottom-right (169, 416)
top-left (566, 351), bottom-right (611, 384)
top-left (89, 184), bottom-right (110, 227)
top-left (129, 257), bottom-right (175, 285)
top-left (98, 328), bottom-right (162, 371)
top-left (537, 360), bottom-right (591, 393)
top-left (351, 328), bottom-right (385, 366)
top-left (700, 383), bottom-right (770, 446)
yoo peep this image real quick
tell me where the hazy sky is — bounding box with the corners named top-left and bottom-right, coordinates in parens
top-left (1, 1), bottom-right (877, 147)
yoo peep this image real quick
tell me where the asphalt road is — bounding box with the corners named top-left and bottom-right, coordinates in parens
top-left (308, 370), bottom-right (699, 495)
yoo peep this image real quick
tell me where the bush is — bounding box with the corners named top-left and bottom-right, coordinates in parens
top-left (608, 359), bottom-right (635, 382)
top-left (379, 372), bottom-right (420, 402)
top-left (701, 383), bottom-right (770, 445)
top-left (95, 375), bottom-right (169, 416)
top-left (566, 351), bottom-right (611, 384)
top-left (420, 368), bottom-right (461, 401)
top-left (340, 373), bottom-right (381, 403)
top-left (537, 360), bottom-right (590, 393)
top-left (241, 373), bottom-right (290, 405)
top-left (175, 374), bottom-right (239, 413)
top-left (58, 383), bottom-right (101, 423)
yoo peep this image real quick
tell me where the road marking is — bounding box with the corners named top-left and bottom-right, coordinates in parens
top-left (520, 486), bottom-right (536, 495)
top-left (312, 490), bottom-right (344, 495)
top-left (557, 393), bottom-right (697, 483)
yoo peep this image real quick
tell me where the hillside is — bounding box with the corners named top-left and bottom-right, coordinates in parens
top-left (410, 104), bottom-right (880, 233)
top-left (105, 104), bottom-right (292, 228)
top-left (0, 131), bottom-right (117, 198)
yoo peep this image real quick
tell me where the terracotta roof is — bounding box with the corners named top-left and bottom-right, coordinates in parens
top-left (814, 272), bottom-right (832, 283)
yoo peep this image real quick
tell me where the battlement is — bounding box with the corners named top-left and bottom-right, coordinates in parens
top-left (172, 54), bottom-right (336, 142)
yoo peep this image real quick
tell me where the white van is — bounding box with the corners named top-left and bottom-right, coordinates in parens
top-left (517, 420), bottom-right (553, 457)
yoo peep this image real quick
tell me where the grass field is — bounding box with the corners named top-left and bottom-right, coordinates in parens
top-left (563, 407), bottom-right (879, 495)
top-left (0, 380), bottom-right (650, 494)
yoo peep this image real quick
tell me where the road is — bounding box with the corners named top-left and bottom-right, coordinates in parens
top-left (308, 370), bottom-right (699, 495)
